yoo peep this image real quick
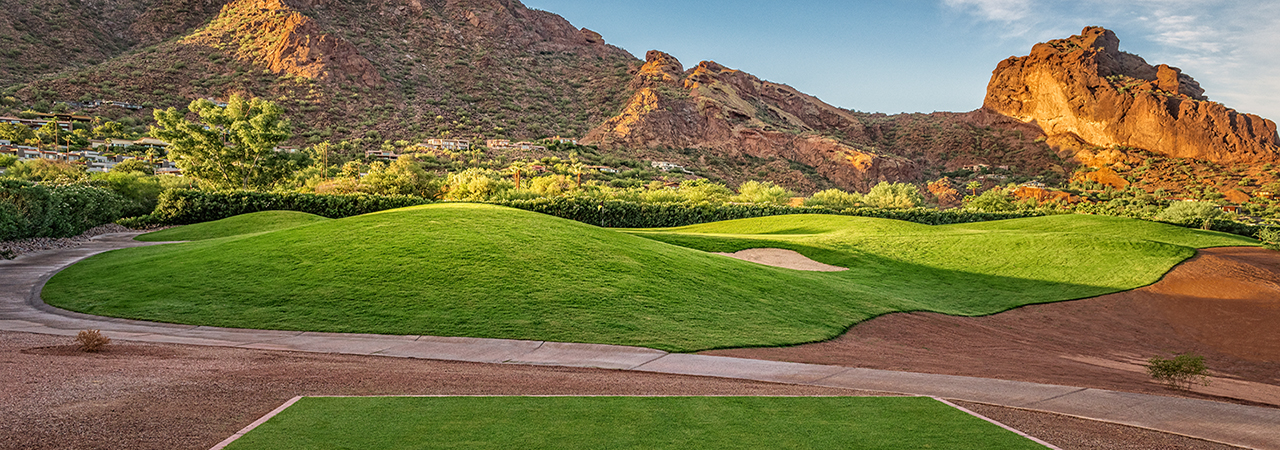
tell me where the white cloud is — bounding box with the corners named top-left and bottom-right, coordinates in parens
top-left (942, 0), bottom-right (1033, 22)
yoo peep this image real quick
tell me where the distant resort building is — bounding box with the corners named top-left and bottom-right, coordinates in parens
top-left (424, 138), bottom-right (471, 151)
top-left (650, 161), bottom-right (692, 174)
top-left (484, 139), bottom-right (547, 152)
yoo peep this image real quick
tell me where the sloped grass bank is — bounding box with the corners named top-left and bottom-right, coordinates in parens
top-left (135, 211), bottom-right (330, 242)
top-left (44, 204), bottom-right (1254, 352)
top-left (223, 397), bottom-right (1049, 450)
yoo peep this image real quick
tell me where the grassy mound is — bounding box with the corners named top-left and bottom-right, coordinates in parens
top-left (135, 211), bottom-right (330, 242)
top-left (224, 397), bottom-right (1047, 450)
top-left (45, 205), bottom-right (1254, 351)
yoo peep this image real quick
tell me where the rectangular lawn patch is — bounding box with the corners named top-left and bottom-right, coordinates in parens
top-left (222, 396), bottom-right (1050, 449)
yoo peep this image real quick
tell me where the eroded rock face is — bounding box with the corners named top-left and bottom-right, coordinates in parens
top-left (985, 26), bottom-right (1279, 164)
top-left (584, 51), bottom-right (917, 191)
top-left (191, 0), bottom-right (383, 87)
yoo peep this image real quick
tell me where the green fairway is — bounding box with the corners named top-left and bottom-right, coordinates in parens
top-left (223, 396), bottom-right (1049, 450)
top-left (44, 204), bottom-right (1255, 351)
top-left (135, 210), bottom-right (330, 241)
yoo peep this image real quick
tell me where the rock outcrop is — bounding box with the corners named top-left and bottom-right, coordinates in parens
top-left (187, 0), bottom-right (383, 87)
top-left (985, 26), bottom-right (1279, 164)
top-left (584, 51), bottom-right (918, 191)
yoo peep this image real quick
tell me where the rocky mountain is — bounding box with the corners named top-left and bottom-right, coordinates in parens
top-left (0, 0), bottom-right (228, 88)
top-left (5, 5), bottom-right (1277, 198)
top-left (583, 51), bottom-right (1060, 192)
top-left (986, 26), bottom-right (1279, 165)
top-left (9, 0), bottom-right (639, 145)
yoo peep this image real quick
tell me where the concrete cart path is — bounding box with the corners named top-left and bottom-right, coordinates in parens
top-left (3, 233), bottom-right (1276, 450)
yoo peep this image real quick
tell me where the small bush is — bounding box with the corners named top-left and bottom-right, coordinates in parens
top-left (1256, 227), bottom-right (1280, 251)
top-left (75, 329), bottom-right (111, 352)
top-left (1146, 353), bottom-right (1210, 390)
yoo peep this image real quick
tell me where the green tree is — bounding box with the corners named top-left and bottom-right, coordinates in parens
top-left (362, 155), bottom-right (442, 198)
top-left (5, 159), bottom-right (88, 183)
top-left (504, 161), bottom-right (528, 190)
top-left (963, 189), bottom-right (1016, 212)
top-left (0, 123), bottom-right (36, 143)
top-left (151, 95), bottom-right (296, 190)
top-left (111, 159), bottom-right (155, 176)
top-left (863, 182), bottom-right (924, 209)
top-left (804, 189), bottom-right (863, 209)
top-left (731, 181), bottom-right (794, 205)
top-left (569, 161), bottom-right (586, 188)
top-left (1152, 201), bottom-right (1225, 226)
top-left (965, 180), bottom-right (982, 196)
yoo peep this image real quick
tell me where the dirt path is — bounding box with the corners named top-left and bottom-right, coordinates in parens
top-left (705, 247), bottom-right (1280, 407)
top-left (0, 331), bottom-right (1235, 450)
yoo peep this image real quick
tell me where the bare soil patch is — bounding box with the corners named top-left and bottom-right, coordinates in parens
top-left (715, 248), bottom-right (848, 272)
top-left (705, 247), bottom-right (1280, 407)
top-left (0, 330), bottom-right (1234, 450)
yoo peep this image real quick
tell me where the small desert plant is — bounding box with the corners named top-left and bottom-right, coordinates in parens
top-left (1146, 353), bottom-right (1210, 390)
top-left (75, 329), bottom-right (111, 352)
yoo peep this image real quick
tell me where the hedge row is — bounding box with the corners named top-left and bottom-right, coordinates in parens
top-left (489, 197), bottom-right (1050, 228)
top-left (0, 180), bottom-right (133, 241)
top-left (130, 189), bottom-right (431, 226)
top-left (132, 190), bottom-right (1268, 240)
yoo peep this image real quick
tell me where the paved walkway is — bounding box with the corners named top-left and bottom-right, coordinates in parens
top-left (3, 233), bottom-right (1277, 450)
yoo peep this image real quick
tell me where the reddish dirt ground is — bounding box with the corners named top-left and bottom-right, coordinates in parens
top-left (705, 247), bottom-right (1280, 407)
top-left (0, 331), bottom-right (1234, 450)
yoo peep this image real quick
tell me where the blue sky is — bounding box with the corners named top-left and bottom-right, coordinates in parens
top-left (523, 0), bottom-right (1280, 120)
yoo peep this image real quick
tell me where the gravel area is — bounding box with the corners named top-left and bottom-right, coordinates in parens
top-left (0, 331), bottom-right (1239, 450)
top-left (706, 247), bottom-right (1280, 408)
top-left (0, 224), bottom-right (156, 259)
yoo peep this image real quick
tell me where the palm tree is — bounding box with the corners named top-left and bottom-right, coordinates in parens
top-left (966, 181), bottom-right (982, 196)
top-left (569, 161), bottom-right (586, 188)
top-left (506, 161), bottom-right (528, 190)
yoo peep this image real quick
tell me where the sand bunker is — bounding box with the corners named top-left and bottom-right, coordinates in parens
top-left (714, 248), bottom-right (847, 272)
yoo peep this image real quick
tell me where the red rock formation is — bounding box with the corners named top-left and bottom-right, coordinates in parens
top-left (190, 0), bottom-right (383, 87)
top-left (584, 51), bottom-right (917, 191)
top-left (985, 26), bottom-right (1279, 164)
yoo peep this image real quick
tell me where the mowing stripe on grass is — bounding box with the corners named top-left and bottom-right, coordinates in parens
top-left (216, 396), bottom-right (1053, 450)
top-left (933, 397), bottom-right (1063, 450)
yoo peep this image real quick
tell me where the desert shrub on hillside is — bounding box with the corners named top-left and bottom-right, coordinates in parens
top-left (1146, 353), bottom-right (1210, 390)
top-left (804, 189), bottom-right (863, 209)
top-left (863, 182), bottom-right (924, 209)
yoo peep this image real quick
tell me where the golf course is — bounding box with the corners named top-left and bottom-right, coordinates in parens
top-left (42, 204), bottom-right (1255, 352)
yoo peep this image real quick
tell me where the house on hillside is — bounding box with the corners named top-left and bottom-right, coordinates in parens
top-left (365, 149), bottom-right (397, 161)
top-left (425, 138), bottom-right (471, 151)
top-left (549, 136), bottom-right (578, 145)
top-left (485, 139), bottom-right (512, 149)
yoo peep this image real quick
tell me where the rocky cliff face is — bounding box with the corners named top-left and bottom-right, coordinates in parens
top-left (985, 26), bottom-right (1280, 164)
top-left (585, 51), bottom-right (919, 192)
top-left (184, 0), bottom-right (382, 87)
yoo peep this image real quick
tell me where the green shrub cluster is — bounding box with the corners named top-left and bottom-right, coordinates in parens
top-left (135, 189), bottom-right (431, 226)
top-left (490, 197), bottom-right (1050, 228)
top-left (0, 180), bottom-right (132, 241)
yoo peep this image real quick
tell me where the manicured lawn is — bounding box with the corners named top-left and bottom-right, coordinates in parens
top-left (43, 204), bottom-right (1255, 352)
top-left (223, 396), bottom-right (1049, 450)
top-left (135, 210), bottom-right (329, 241)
